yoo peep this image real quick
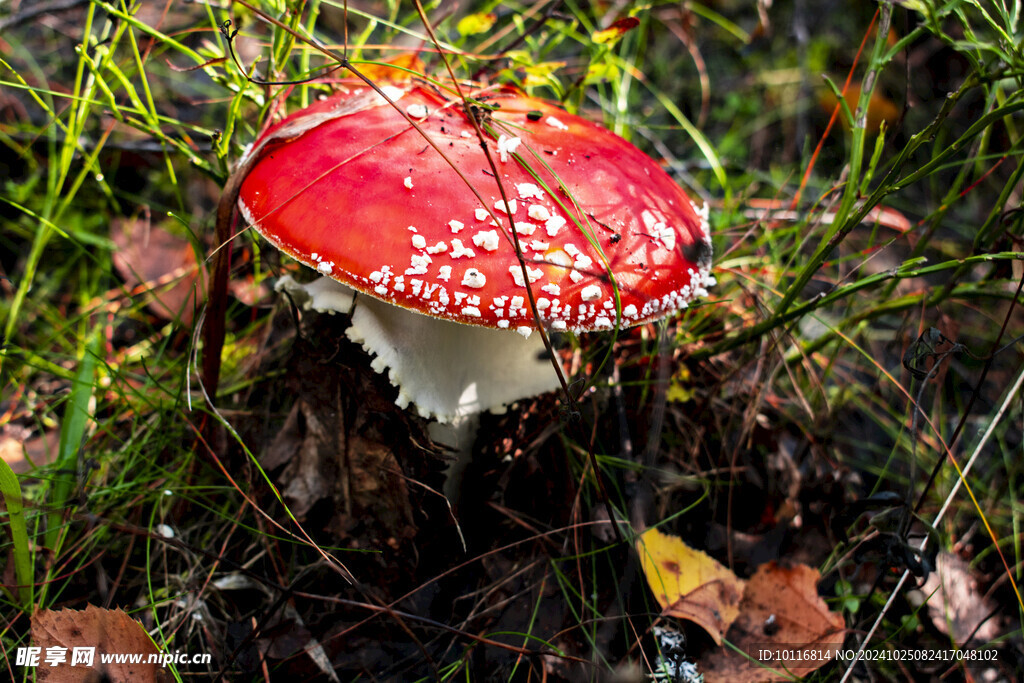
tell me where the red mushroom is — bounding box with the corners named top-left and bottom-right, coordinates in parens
top-left (237, 83), bottom-right (713, 423)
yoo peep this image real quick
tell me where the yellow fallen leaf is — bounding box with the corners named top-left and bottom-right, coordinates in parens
top-left (666, 366), bottom-right (695, 403)
top-left (457, 13), bottom-right (496, 37)
top-left (636, 527), bottom-right (745, 645)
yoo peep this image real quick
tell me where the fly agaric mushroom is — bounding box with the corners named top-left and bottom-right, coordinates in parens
top-left (236, 83), bottom-right (713, 424)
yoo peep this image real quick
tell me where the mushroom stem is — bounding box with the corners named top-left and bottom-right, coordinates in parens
top-left (428, 415), bottom-right (481, 505)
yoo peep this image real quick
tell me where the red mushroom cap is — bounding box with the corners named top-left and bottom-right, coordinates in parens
top-left (238, 84), bottom-right (713, 333)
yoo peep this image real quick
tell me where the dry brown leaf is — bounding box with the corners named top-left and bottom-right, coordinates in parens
top-left (263, 395), bottom-right (415, 537)
top-left (31, 605), bottom-right (173, 683)
top-left (263, 399), bottom-right (336, 519)
top-left (700, 562), bottom-right (845, 682)
top-left (636, 527), bottom-right (745, 645)
top-left (261, 335), bottom-right (419, 543)
top-left (922, 552), bottom-right (1001, 644)
top-left (111, 216), bottom-right (203, 325)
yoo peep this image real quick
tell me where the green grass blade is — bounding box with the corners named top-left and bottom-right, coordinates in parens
top-left (45, 329), bottom-right (102, 553)
top-left (0, 458), bottom-right (33, 608)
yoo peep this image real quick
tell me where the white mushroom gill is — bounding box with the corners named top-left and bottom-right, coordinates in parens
top-left (275, 275), bottom-right (560, 424)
